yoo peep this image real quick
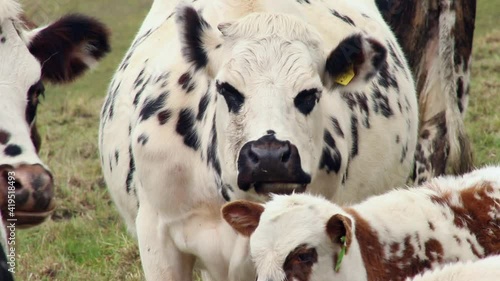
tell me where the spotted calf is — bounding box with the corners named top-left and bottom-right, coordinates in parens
top-left (223, 166), bottom-right (500, 281)
top-left (407, 255), bottom-right (500, 281)
top-left (100, 0), bottom-right (418, 279)
top-left (0, 0), bottom-right (110, 227)
top-left (375, 0), bottom-right (477, 183)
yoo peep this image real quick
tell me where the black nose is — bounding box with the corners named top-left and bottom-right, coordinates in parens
top-left (237, 135), bottom-right (311, 194)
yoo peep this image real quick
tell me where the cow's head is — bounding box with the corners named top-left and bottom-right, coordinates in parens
top-left (176, 5), bottom-right (386, 198)
top-left (222, 195), bottom-right (359, 281)
top-left (0, 0), bottom-right (110, 227)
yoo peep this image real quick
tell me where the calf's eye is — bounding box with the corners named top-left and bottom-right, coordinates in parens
top-left (216, 81), bottom-right (245, 113)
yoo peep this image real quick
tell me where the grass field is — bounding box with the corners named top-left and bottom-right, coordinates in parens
top-left (16, 0), bottom-right (500, 280)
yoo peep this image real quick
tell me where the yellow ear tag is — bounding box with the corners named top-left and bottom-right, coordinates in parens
top-left (335, 65), bottom-right (355, 86)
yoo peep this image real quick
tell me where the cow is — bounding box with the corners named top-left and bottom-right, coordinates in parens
top-left (222, 166), bottom-right (500, 281)
top-left (99, 0), bottom-right (418, 279)
top-left (375, 0), bottom-right (477, 183)
top-left (0, 0), bottom-right (110, 228)
top-left (407, 255), bottom-right (500, 281)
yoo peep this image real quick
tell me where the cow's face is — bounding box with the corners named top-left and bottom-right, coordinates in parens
top-left (0, 1), bottom-right (110, 227)
top-left (222, 195), bottom-right (358, 281)
top-left (176, 6), bottom-right (386, 198)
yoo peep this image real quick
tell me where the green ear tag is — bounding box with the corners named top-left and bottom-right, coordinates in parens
top-left (334, 236), bottom-right (347, 272)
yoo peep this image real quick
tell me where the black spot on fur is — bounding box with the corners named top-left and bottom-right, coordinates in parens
top-left (350, 115), bottom-right (359, 158)
top-left (267, 130), bottom-right (276, 135)
top-left (4, 144), bottom-right (22, 157)
top-left (387, 41), bottom-right (404, 69)
top-left (371, 85), bottom-right (393, 118)
top-left (331, 9), bottom-right (355, 26)
top-left (178, 72), bottom-right (196, 93)
top-left (400, 143), bottom-right (408, 163)
top-left (140, 92), bottom-right (168, 121)
top-left (295, 89), bottom-right (319, 115)
top-left (421, 130), bottom-right (430, 140)
top-left (216, 81), bottom-right (245, 113)
top-left (1, 37), bottom-right (6, 43)
top-left (158, 109), bottom-right (172, 125)
top-left (319, 147), bottom-right (342, 174)
top-left (125, 145), bottom-right (135, 194)
top-left (377, 61), bottom-right (399, 90)
top-left (114, 150), bottom-right (119, 164)
top-left (361, 13), bottom-right (370, 18)
top-left (176, 108), bottom-right (200, 150)
top-left (457, 78), bottom-right (464, 113)
top-left (176, 6), bottom-right (210, 69)
top-left (138, 134), bottom-right (149, 146)
top-left (207, 120), bottom-right (221, 175)
top-left (296, 0), bottom-right (310, 3)
top-left (355, 93), bottom-right (370, 128)
top-left (324, 130), bottom-right (336, 149)
top-left (197, 90), bottom-right (211, 120)
top-left (331, 117), bottom-right (344, 138)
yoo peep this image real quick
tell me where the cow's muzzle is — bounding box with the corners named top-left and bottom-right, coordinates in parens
top-left (0, 164), bottom-right (56, 228)
top-left (237, 135), bottom-right (311, 194)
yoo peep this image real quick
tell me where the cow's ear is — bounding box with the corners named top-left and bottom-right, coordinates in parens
top-left (27, 14), bottom-right (110, 84)
top-left (176, 4), bottom-right (223, 75)
top-left (324, 34), bottom-right (386, 90)
top-left (326, 214), bottom-right (353, 253)
top-left (222, 200), bottom-right (264, 236)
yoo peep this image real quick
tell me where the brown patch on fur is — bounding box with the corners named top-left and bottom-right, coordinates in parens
top-left (459, 184), bottom-right (500, 255)
top-left (19, 14), bottom-right (38, 29)
top-left (222, 200), bottom-right (264, 236)
top-left (424, 238), bottom-right (444, 262)
top-left (283, 244), bottom-right (318, 281)
top-left (345, 209), bottom-right (432, 281)
top-left (0, 130), bottom-right (11, 145)
top-left (432, 183), bottom-right (499, 256)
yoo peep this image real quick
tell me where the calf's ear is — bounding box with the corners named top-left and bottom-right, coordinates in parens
top-left (326, 214), bottom-right (353, 253)
top-left (222, 200), bottom-right (264, 237)
top-left (324, 34), bottom-right (386, 90)
top-left (27, 14), bottom-right (111, 84)
top-left (175, 4), bottom-right (223, 76)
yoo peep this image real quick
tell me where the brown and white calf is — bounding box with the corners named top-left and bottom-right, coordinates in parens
top-left (0, 0), bottom-right (110, 227)
top-left (223, 166), bottom-right (500, 281)
top-left (407, 255), bottom-right (500, 281)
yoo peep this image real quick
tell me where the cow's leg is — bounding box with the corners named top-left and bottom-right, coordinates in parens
top-left (136, 202), bottom-right (195, 281)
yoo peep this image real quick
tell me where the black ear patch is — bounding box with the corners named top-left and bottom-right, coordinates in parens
top-left (176, 5), bottom-right (211, 70)
top-left (325, 34), bottom-right (387, 83)
top-left (29, 14), bottom-right (111, 84)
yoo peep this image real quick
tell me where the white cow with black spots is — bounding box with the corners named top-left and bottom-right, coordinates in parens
top-left (0, 0), bottom-right (110, 228)
top-left (99, 0), bottom-right (417, 280)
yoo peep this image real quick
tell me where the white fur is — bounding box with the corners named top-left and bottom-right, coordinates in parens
top-left (100, 0), bottom-right (417, 280)
top-left (407, 255), bottom-right (500, 281)
top-left (0, 0), bottom-right (20, 23)
top-left (248, 166), bottom-right (500, 281)
top-left (0, 8), bottom-right (46, 168)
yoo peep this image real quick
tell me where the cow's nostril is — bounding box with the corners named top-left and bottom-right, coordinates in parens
top-left (281, 144), bottom-right (291, 163)
top-left (248, 148), bottom-right (260, 164)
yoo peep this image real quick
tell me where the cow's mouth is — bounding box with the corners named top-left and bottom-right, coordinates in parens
top-left (2, 208), bottom-right (56, 229)
top-left (253, 182), bottom-right (308, 195)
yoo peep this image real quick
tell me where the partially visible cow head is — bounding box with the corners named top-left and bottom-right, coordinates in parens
top-left (222, 195), bottom-right (357, 281)
top-left (176, 5), bottom-right (386, 198)
top-left (0, 0), bottom-right (110, 227)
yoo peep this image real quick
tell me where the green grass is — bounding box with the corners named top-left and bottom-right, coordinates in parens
top-left (15, 0), bottom-right (500, 280)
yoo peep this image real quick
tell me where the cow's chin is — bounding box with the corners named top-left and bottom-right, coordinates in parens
top-left (4, 208), bottom-right (56, 229)
top-left (253, 183), bottom-right (307, 195)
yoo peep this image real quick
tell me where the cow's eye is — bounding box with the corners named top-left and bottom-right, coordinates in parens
top-left (294, 88), bottom-right (320, 115)
top-left (216, 81), bottom-right (245, 113)
top-left (296, 252), bottom-right (315, 263)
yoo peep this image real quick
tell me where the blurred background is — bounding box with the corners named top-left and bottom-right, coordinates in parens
top-left (16, 0), bottom-right (500, 280)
